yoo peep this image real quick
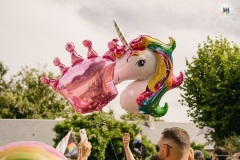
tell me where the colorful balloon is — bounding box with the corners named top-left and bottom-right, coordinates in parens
top-left (0, 141), bottom-right (67, 160)
top-left (113, 21), bottom-right (183, 117)
top-left (41, 39), bottom-right (124, 114)
top-left (41, 21), bottom-right (183, 117)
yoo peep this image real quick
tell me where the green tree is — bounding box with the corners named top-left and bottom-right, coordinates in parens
top-left (120, 113), bottom-right (164, 122)
top-left (120, 112), bottom-right (147, 121)
top-left (223, 135), bottom-right (240, 154)
top-left (0, 64), bottom-right (73, 119)
top-left (0, 61), bottom-right (9, 93)
top-left (190, 141), bottom-right (211, 158)
top-left (180, 36), bottom-right (240, 145)
top-left (53, 111), bottom-right (156, 160)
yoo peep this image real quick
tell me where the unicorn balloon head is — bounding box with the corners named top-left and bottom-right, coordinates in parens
top-left (113, 21), bottom-right (184, 117)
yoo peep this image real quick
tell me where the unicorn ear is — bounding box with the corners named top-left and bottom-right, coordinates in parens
top-left (113, 20), bottom-right (130, 51)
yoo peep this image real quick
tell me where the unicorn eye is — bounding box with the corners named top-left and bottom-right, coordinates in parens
top-left (136, 59), bottom-right (146, 67)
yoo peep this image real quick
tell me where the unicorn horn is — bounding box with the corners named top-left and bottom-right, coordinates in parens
top-left (113, 20), bottom-right (130, 51)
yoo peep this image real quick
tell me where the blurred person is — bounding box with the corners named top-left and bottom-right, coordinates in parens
top-left (123, 127), bottom-right (194, 160)
top-left (211, 147), bottom-right (229, 160)
top-left (157, 127), bottom-right (193, 160)
top-left (194, 150), bottom-right (204, 160)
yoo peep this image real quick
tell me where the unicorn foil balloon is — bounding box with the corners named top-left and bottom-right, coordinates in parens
top-left (41, 21), bottom-right (183, 117)
top-left (113, 21), bottom-right (184, 117)
top-left (40, 39), bottom-right (125, 114)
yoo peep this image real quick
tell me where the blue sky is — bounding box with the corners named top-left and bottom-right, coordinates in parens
top-left (0, 0), bottom-right (239, 122)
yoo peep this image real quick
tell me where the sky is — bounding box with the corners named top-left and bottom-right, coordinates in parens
top-left (0, 0), bottom-right (239, 122)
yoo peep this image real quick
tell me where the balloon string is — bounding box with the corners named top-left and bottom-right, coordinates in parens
top-left (110, 138), bottom-right (119, 160)
top-left (99, 111), bottom-right (119, 160)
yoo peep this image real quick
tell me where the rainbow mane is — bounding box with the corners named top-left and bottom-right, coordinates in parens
top-left (128, 35), bottom-right (183, 117)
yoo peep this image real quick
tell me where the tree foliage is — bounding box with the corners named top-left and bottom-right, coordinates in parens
top-left (0, 64), bottom-right (73, 119)
top-left (120, 112), bottom-right (147, 121)
top-left (190, 141), bottom-right (211, 158)
top-left (53, 111), bottom-right (156, 160)
top-left (120, 113), bottom-right (164, 122)
top-left (0, 61), bottom-right (9, 93)
top-left (223, 135), bottom-right (240, 154)
top-left (180, 36), bottom-right (240, 145)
